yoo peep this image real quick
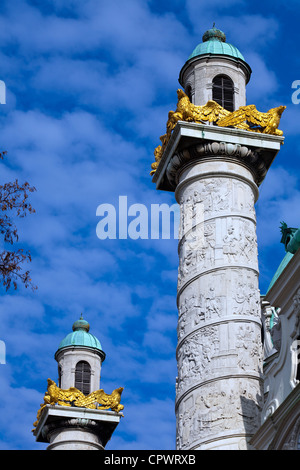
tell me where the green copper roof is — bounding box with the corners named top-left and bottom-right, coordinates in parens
top-left (179, 26), bottom-right (251, 86)
top-left (267, 251), bottom-right (294, 292)
top-left (286, 228), bottom-right (300, 254)
top-left (267, 224), bottom-right (300, 293)
top-left (188, 26), bottom-right (245, 62)
top-left (56, 315), bottom-right (104, 354)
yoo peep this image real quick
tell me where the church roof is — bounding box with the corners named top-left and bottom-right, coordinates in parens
top-left (179, 26), bottom-right (252, 86)
top-left (188, 26), bottom-right (246, 62)
top-left (267, 251), bottom-right (294, 292)
top-left (56, 315), bottom-right (105, 356)
top-left (267, 224), bottom-right (300, 293)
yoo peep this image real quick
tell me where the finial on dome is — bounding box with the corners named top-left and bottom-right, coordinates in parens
top-left (202, 25), bottom-right (226, 43)
top-left (72, 314), bottom-right (90, 332)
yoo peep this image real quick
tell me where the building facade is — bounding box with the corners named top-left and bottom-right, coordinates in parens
top-left (251, 225), bottom-right (300, 450)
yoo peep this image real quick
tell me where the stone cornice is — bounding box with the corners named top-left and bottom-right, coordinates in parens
top-left (34, 404), bottom-right (122, 447)
top-left (171, 141), bottom-right (263, 190)
top-left (178, 53), bottom-right (252, 86)
top-left (152, 122), bottom-right (284, 192)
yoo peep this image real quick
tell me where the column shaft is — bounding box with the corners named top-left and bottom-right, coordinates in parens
top-left (175, 155), bottom-right (263, 450)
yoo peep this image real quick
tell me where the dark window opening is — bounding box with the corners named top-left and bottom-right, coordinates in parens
top-left (75, 361), bottom-right (91, 395)
top-left (212, 75), bottom-right (234, 112)
top-left (186, 85), bottom-right (192, 103)
top-left (58, 365), bottom-right (62, 388)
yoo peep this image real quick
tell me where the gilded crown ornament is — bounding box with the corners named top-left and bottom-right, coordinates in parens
top-left (150, 89), bottom-right (286, 175)
top-left (33, 379), bottom-right (124, 430)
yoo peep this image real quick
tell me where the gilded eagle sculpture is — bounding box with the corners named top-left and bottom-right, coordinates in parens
top-left (33, 378), bottom-right (124, 430)
top-left (217, 104), bottom-right (286, 135)
top-left (150, 89), bottom-right (285, 175)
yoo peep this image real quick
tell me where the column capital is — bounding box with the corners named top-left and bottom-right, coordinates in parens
top-left (33, 405), bottom-right (122, 450)
top-left (152, 122), bottom-right (284, 192)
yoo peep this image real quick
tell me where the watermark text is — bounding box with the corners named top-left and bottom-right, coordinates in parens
top-left (96, 196), bottom-right (180, 240)
top-left (0, 340), bottom-right (6, 364)
top-left (292, 80), bottom-right (300, 104)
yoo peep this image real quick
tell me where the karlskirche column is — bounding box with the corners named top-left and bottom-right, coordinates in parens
top-left (175, 142), bottom-right (263, 450)
top-left (151, 27), bottom-right (285, 450)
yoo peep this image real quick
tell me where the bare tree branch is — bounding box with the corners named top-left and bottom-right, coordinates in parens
top-left (0, 151), bottom-right (37, 291)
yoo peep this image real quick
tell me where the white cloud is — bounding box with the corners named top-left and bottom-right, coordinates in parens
top-left (246, 52), bottom-right (279, 105)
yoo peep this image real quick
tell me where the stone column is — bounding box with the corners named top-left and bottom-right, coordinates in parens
top-left (46, 420), bottom-right (105, 450)
top-left (152, 121), bottom-right (284, 450)
top-left (174, 142), bottom-right (263, 450)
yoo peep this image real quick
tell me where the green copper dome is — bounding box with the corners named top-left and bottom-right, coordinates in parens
top-left (56, 315), bottom-right (105, 355)
top-left (188, 26), bottom-right (246, 62)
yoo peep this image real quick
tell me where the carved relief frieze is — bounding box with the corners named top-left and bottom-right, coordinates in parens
top-left (235, 323), bottom-right (263, 373)
top-left (177, 268), bottom-right (260, 344)
top-left (178, 217), bottom-right (258, 289)
top-left (222, 224), bottom-right (240, 263)
top-left (177, 273), bottom-right (227, 338)
top-left (232, 181), bottom-right (256, 219)
top-left (222, 218), bottom-right (257, 265)
top-left (178, 221), bottom-right (216, 287)
top-left (178, 178), bottom-right (256, 241)
top-left (176, 322), bottom-right (262, 397)
top-left (176, 378), bottom-right (262, 449)
top-left (176, 326), bottom-right (219, 394)
top-left (232, 269), bottom-right (260, 318)
top-left (176, 319), bottom-right (262, 397)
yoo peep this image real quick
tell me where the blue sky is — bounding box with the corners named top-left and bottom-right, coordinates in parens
top-left (0, 0), bottom-right (299, 450)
